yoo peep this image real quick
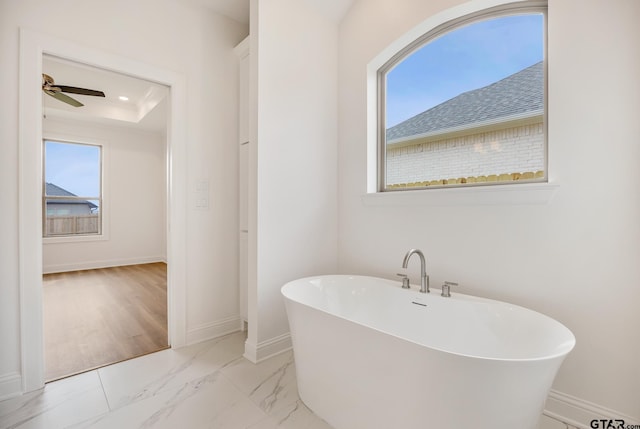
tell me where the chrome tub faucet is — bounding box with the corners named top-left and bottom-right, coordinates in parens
top-left (402, 249), bottom-right (429, 293)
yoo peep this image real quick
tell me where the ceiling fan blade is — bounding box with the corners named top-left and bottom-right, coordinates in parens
top-left (42, 73), bottom-right (55, 86)
top-left (45, 90), bottom-right (84, 107)
top-left (55, 85), bottom-right (105, 97)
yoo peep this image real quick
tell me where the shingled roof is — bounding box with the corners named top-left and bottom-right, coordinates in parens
top-left (386, 61), bottom-right (543, 143)
top-left (46, 182), bottom-right (98, 209)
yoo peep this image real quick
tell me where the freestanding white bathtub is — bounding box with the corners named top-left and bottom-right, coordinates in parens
top-left (282, 275), bottom-right (575, 429)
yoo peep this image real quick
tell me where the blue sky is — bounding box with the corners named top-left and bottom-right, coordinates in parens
top-left (386, 13), bottom-right (544, 127)
top-left (45, 140), bottom-right (101, 198)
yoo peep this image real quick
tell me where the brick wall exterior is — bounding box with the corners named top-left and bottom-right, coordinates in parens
top-left (386, 123), bottom-right (544, 185)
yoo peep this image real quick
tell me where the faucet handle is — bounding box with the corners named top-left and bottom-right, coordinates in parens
top-left (441, 281), bottom-right (458, 297)
top-left (396, 273), bottom-right (410, 289)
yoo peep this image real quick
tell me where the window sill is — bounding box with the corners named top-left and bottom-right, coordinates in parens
top-left (361, 182), bottom-right (559, 207)
top-left (43, 234), bottom-right (108, 245)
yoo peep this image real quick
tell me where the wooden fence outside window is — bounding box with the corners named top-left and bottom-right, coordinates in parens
top-left (45, 214), bottom-right (100, 236)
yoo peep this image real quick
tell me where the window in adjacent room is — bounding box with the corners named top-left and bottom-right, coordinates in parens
top-left (43, 140), bottom-right (102, 237)
top-left (378, 5), bottom-right (547, 191)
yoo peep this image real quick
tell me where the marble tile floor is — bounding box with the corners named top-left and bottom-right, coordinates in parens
top-left (0, 330), bottom-right (576, 429)
top-left (0, 332), bottom-right (332, 429)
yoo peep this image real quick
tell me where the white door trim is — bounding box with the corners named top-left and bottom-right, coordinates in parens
top-left (18, 28), bottom-right (188, 392)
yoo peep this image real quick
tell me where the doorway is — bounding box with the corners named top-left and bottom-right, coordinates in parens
top-left (41, 56), bottom-right (170, 380)
top-left (19, 29), bottom-right (188, 392)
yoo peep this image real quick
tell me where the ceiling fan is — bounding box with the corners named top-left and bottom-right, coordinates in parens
top-left (42, 73), bottom-right (105, 107)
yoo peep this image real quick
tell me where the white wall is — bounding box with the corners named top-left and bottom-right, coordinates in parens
top-left (338, 0), bottom-right (639, 424)
top-left (42, 118), bottom-right (166, 273)
top-left (246, 0), bottom-right (339, 360)
top-left (0, 0), bottom-right (247, 398)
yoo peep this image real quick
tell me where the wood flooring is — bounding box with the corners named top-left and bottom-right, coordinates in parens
top-left (43, 262), bottom-right (168, 382)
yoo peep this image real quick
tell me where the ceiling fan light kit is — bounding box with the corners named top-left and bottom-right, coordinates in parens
top-left (42, 73), bottom-right (105, 107)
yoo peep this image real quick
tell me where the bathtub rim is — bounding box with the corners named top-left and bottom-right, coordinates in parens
top-left (282, 274), bottom-right (576, 364)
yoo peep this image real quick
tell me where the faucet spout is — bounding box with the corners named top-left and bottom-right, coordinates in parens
top-left (402, 249), bottom-right (429, 293)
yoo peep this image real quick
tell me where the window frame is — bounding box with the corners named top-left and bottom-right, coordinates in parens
top-left (377, 2), bottom-right (548, 192)
top-left (42, 137), bottom-right (108, 242)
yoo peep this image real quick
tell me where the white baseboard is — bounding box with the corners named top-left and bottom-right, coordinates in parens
top-left (185, 316), bottom-right (242, 345)
top-left (243, 332), bottom-right (292, 364)
top-left (0, 372), bottom-right (22, 402)
top-left (544, 389), bottom-right (639, 429)
top-left (43, 256), bottom-right (166, 274)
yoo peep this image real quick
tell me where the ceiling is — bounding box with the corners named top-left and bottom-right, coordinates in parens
top-left (43, 55), bottom-right (168, 133)
top-left (175, 0), bottom-right (355, 24)
top-left (41, 0), bottom-right (356, 132)
top-left (178, 0), bottom-right (250, 23)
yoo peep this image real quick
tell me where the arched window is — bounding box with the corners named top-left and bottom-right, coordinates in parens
top-left (378, 3), bottom-right (547, 191)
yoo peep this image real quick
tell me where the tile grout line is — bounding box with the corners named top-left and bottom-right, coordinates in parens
top-left (96, 370), bottom-right (113, 412)
top-left (215, 370), bottom-right (274, 426)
